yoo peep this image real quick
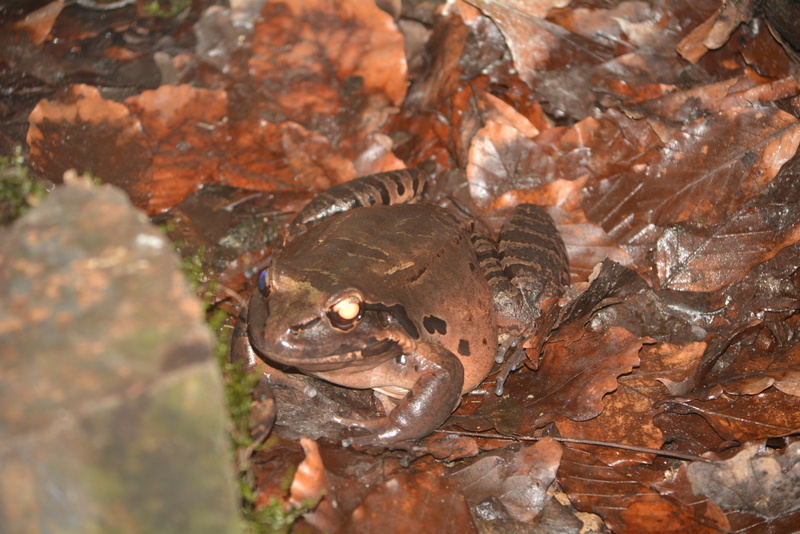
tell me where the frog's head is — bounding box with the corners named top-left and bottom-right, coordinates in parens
top-left (247, 260), bottom-right (418, 373)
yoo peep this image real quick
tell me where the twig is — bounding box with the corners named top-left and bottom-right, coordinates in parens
top-left (435, 429), bottom-right (712, 463)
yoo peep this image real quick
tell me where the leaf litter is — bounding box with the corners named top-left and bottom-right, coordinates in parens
top-left (4, 0), bottom-right (800, 531)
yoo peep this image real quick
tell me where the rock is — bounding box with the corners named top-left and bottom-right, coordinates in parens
top-left (0, 177), bottom-right (241, 534)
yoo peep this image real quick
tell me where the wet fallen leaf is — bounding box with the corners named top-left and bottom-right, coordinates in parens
top-left (248, 0), bottom-right (407, 166)
top-left (654, 146), bottom-right (800, 292)
top-left (350, 472), bottom-right (477, 533)
top-left (559, 446), bottom-right (729, 534)
top-left (289, 438), bottom-right (340, 532)
top-left (11, 1), bottom-right (65, 46)
top-left (27, 84), bottom-right (153, 208)
top-left (582, 106), bottom-right (800, 277)
top-left (706, 341), bottom-right (800, 397)
top-left (126, 85), bottom-right (228, 211)
top-left (492, 325), bottom-right (644, 434)
top-left (667, 388), bottom-right (800, 442)
top-left (677, 0), bottom-right (756, 63)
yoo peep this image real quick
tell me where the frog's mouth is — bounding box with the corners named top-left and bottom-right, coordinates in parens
top-left (247, 290), bottom-right (416, 371)
top-left (284, 338), bottom-right (403, 371)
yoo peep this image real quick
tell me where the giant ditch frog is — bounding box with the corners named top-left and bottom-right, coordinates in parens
top-left (232, 169), bottom-right (569, 445)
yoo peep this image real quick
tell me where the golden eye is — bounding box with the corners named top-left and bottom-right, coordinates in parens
top-left (329, 295), bottom-right (362, 326)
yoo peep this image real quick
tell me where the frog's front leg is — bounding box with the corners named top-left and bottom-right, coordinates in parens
top-left (335, 342), bottom-right (465, 447)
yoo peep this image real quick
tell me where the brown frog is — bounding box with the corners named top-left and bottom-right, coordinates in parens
top-left (232, 169), bottom-right (569, 446)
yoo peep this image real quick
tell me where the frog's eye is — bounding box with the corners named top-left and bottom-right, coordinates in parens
top-left (329, 295), bottom-right (362, 328)
top-left (257, 269), bottom-right (269, 296)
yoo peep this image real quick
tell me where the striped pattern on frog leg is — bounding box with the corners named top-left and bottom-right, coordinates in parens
top-left (494, 204), bottom-right (569, 394)
top-left (290, 169), bottom-right (427, 231)
top-left (471, 231), bottom-right (533, 347)
top-left (498, 204), bottom-right (570, 309)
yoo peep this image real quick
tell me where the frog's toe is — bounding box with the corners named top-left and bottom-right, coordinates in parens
top-left (342, 426), bottom-right (404, 447)
top-left (328, 412), bottom-right (371, 429)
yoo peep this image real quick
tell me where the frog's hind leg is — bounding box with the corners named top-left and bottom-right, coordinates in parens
top-left (498, 204), bottom-right (569, 309)
top-left (484, 204), bottom-right (569, 394)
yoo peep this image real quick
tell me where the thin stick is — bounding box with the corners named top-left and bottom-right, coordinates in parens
top-left (435, 429), bottom-right (712, 463)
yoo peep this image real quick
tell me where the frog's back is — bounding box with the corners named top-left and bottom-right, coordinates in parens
top-left (279, 203), bottom-right (498, 392)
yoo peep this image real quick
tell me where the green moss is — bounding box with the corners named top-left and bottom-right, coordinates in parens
top-left (0, 147), bottom-right (47, 225)
top-left (247, 496), bottom-right (316, 534)
top-left (143, 0), bottom-right (190, 18)
top-left (176, 219), bottom-right (315, 533)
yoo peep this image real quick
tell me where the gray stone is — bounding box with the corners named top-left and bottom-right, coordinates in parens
top-left (0, 178), bottom-right (241, 534)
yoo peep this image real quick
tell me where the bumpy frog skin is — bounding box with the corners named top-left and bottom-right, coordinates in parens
top-left (233, 169), bottom-right (569, 446)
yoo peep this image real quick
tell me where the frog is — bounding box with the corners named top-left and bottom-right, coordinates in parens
top-left (231, 169), bottom-right (569, 446)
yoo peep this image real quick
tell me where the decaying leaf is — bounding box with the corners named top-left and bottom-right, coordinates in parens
top-left (11, 1), bottom-right (66, 46)
top-left (248, 0), bottom-right (407, 164)
top-left (289, 438), bottom-right (340, 532)
top-left (706, 342), bottom-right (800, 397)
top-left (125, 86), bottom-right (228, 212)
top-left (686, 442), bottom-right (800, 520)
top-left (468, 0), bottom-right (615, 86)
top-left (677, 0), bottom-right (756, 63)
top-left (449, 438), bottom-right (562, 523)
top-left (350, 472), bottom-right (477, 533)
top-left (655, 148), bottom-right (800, 292)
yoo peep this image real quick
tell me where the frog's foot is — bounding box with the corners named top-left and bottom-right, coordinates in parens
top-left (494, 344), bottom-right (527, 396)
top-left (338, 343), bottom-right (465, 446)
top-left (250, 380), bottom-right (277, 444)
